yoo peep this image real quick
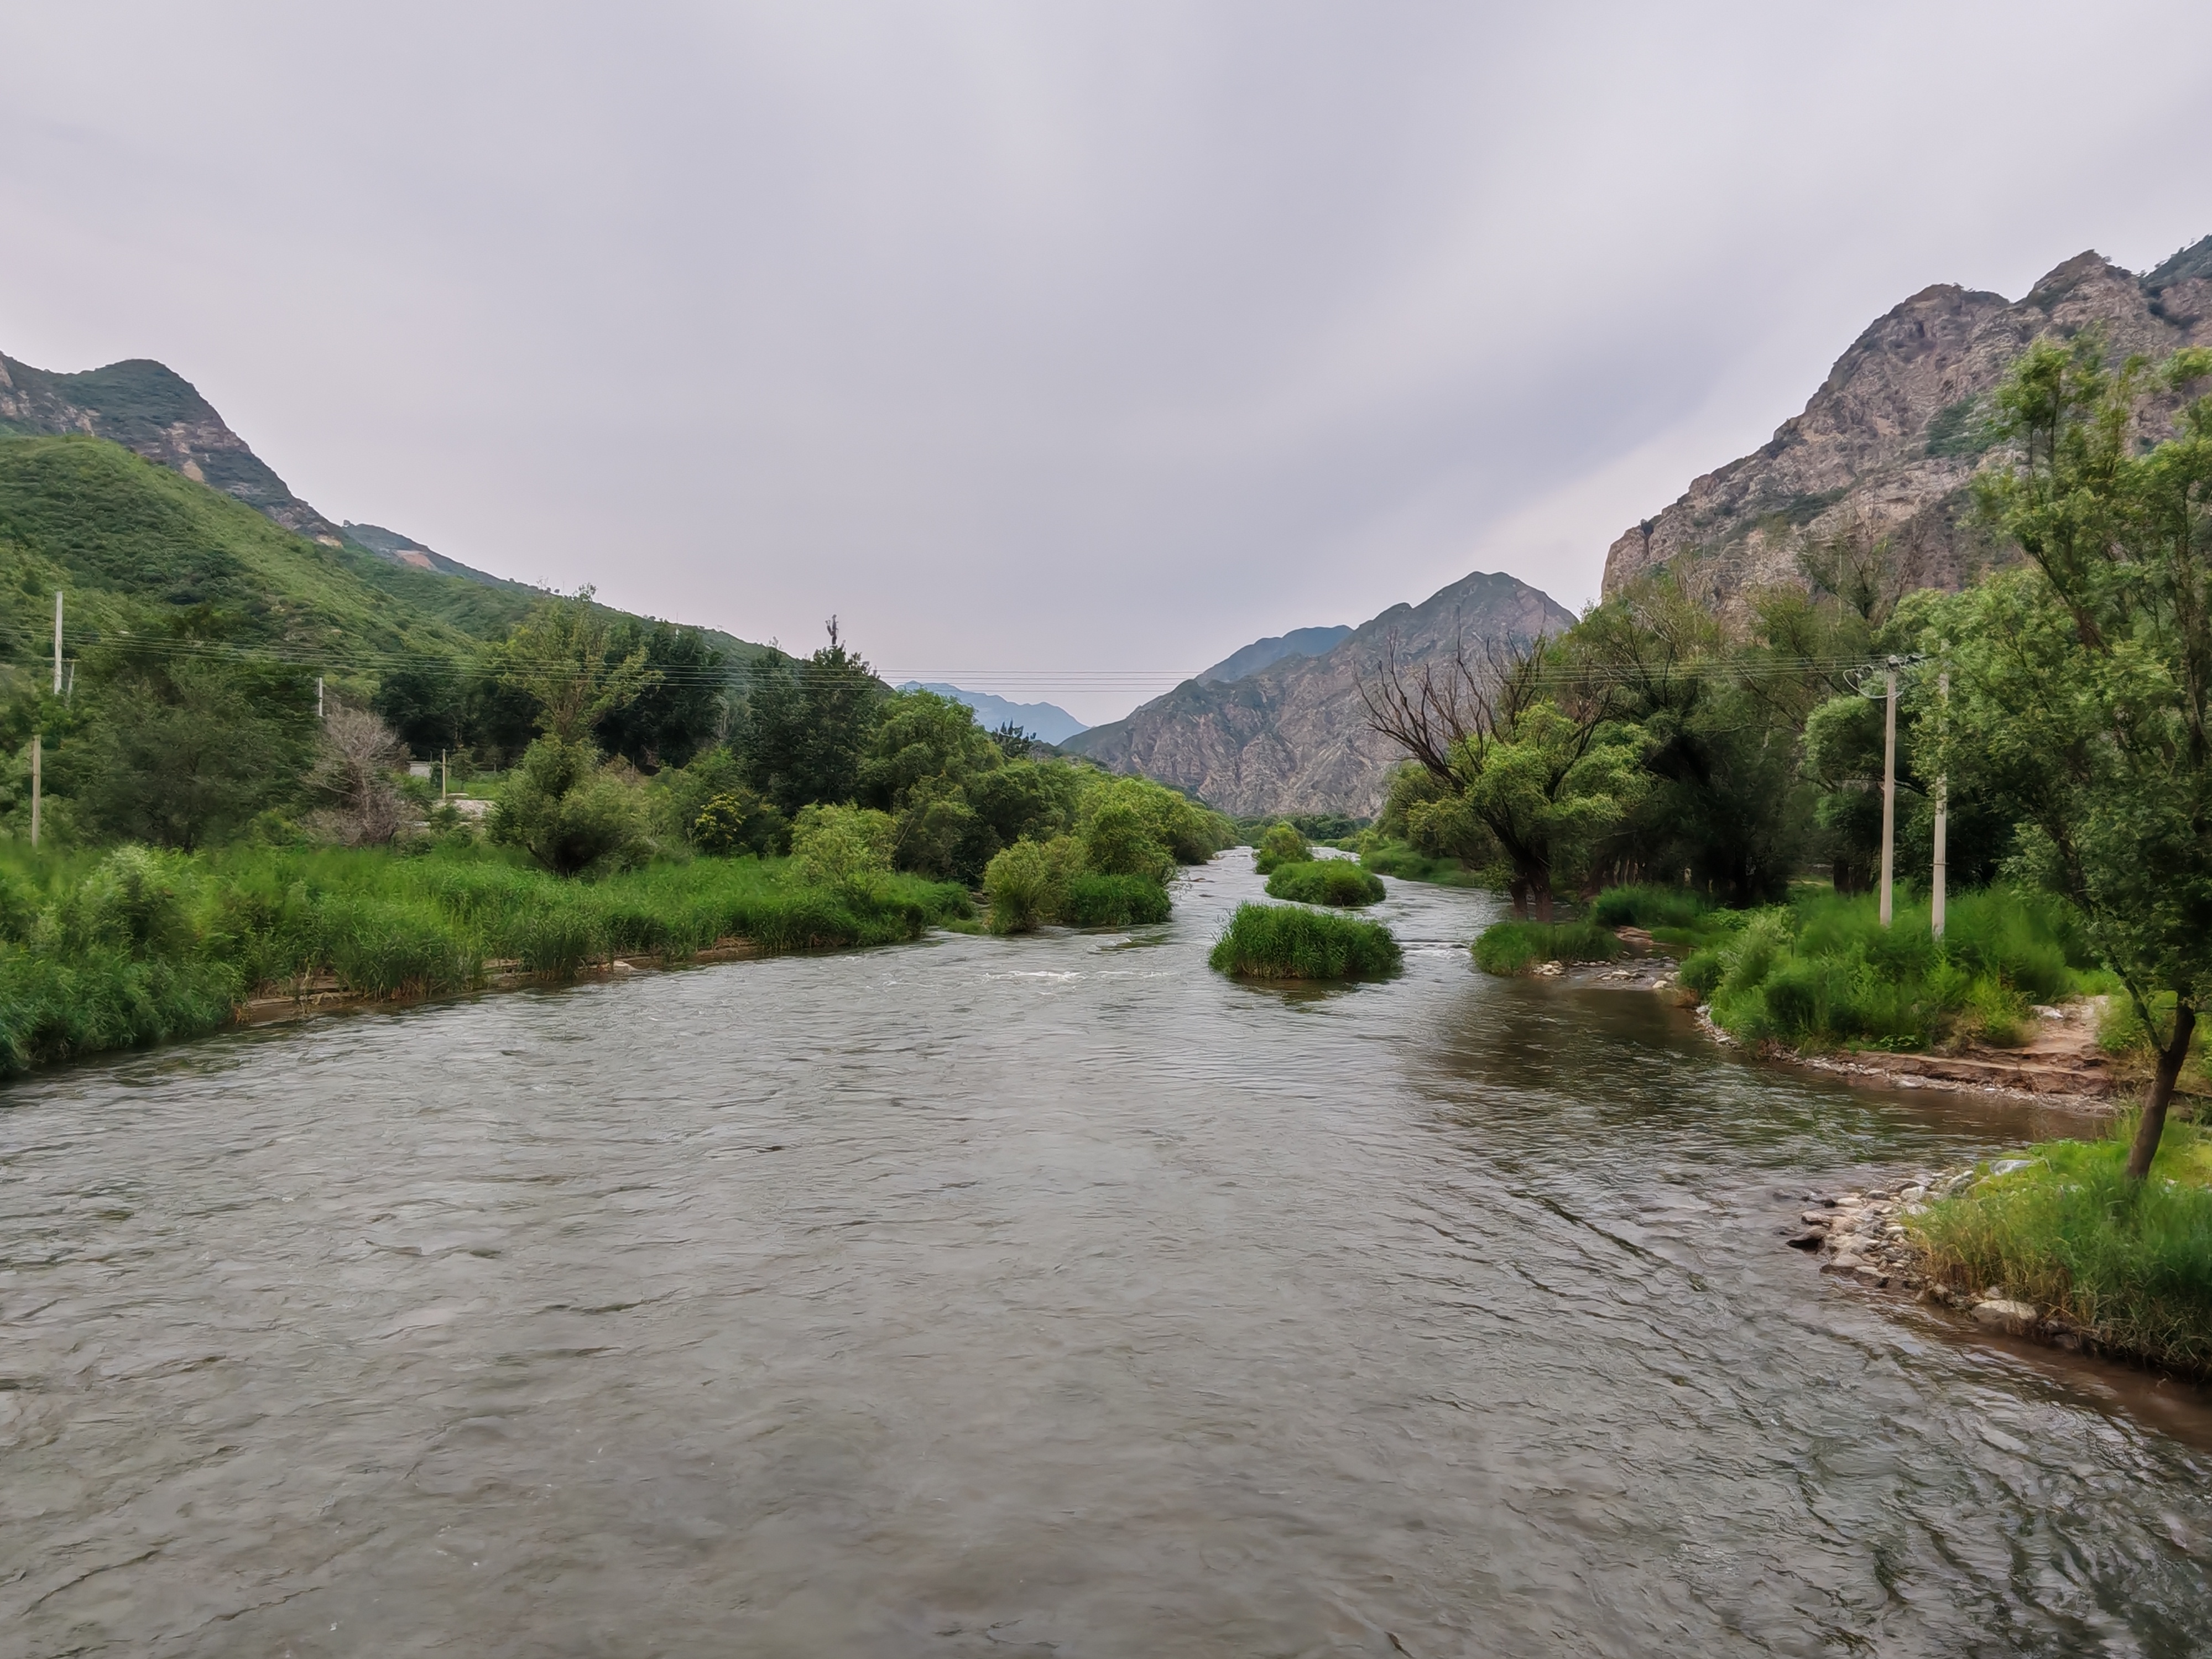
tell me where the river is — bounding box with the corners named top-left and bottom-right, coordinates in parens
top-left (3, 854), bottom-right (2209, 1656)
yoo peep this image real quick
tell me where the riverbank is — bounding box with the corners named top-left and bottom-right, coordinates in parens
top-left (0, 842), bottom-right (971, 1077)
top-left (1787, 1138), bottom-right (2212, 1381)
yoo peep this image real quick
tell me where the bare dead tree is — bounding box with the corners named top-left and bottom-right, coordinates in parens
top-left (310, 702), bottom-right (410, 846)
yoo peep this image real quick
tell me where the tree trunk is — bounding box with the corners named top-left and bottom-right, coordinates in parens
top-left (2125, 1000), bottom-right (2197, 1182)
top-left (1532, 880), bottom-right (1554, 924)
top-left (1507, 877), bottom-right (1530, 920)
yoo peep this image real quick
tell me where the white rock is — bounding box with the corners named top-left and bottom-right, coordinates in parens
top-left (1991, 1159), bottom-right (2034, 1177)
top-left (1973, 1299), bottom-right (2038, 1329)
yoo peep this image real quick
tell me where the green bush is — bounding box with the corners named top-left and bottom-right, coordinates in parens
top-left (1359, 838), bottom-right (1484, 886)
top-left (1472, 919), bottom-right (1624, 976)
top-left (1915, 1123), bottom-right (2212, 1374)
top-left (1252, 821), bottom-right (1311, 875)
top-left (1697, 888), bottom-right (2096, 1050)
top-left (983, 837), bottom-right (1067, 935)
top-left (489, 738), bottom-right (651, 877)
top-left (1062, 873), bottom-right (1171, 927)
top-left (692, 788), bottom-right (790, 858)
top-left (1210, 902), bottom-right (1401, 981)
top-left (1264, 859), bottom-right (1385, 907)
top-left (790, 803), bottom-right (896, 886)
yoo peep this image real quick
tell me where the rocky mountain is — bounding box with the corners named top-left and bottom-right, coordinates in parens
top-left (1602, 236), bottom-right (2212, 612)
top-left (899, 682), bottom-right (1088, 744)
top-left (1197, 624), bottom-right (1352, 685)
top-left (0, 351), bottom-right (522, 591)
top-left (1066, 570), bottom-right (1573, 817)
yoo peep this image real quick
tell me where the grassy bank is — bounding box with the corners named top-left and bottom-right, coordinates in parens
top-left (1210, 902), bottom-right (1401, 982)
top-left (1915, 1121), bottom-right (2212, 1374)
top-left (0, 842), bottom-right (969, 1078)
top-left (1264, 859), bottom-right (1385, 907)
top-left (1358, 839), bottom-right (1485, 887)
top-left (1677, 888), bottom-right (2098, 1051)
top-left (1472, 920), bottom-right (1624, 975)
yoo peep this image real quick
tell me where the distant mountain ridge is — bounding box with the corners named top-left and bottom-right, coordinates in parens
top-left (1603, 236), bottom-right (2212, 612)
top-left (1066, 570), bottom-right (1572, 816)
top-left (898, 683), bottom-right (1088, 744)
top-left (1197, 624), bottom-right (1352, 685)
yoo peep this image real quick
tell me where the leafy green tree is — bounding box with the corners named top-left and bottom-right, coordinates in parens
top-left (1361, 635), bottom-right (1639, 918)
top-left (1942, 337), bottom-right (2212, 1180)
top-left (60, 641), bottom-right (315, 851)
top-left (967, 760), bottom-right (1082, 851)
top-left (857, 687), bottom-right (1003, 879)
top-left (372, 656), bottom-right (467, 758)
top-left (736, 621), bottom-right (883, 815)
top-left (593, 621), bottom-right (728, 772)
top-left (493, 588), bottom-right (655, 744)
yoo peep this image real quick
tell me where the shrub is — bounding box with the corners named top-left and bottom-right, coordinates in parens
top-left (1678, 947), bottom-right (1726, 997)
top-left (1472, 919), bottom-right (1623, 976)
top-left (1253, 821), bottom-right (1311, 875)
top-left (490, 738), bottom-right (651, 877)
top-left (1265, 859), bottom-right (1385, 907)
top-left (983, 837), bottom-right (1066, 934)
top-left (1081, 801), bottom-right (1175, 884)
top-left (1063, 873), bottom-right (1171, 927)
top-left (1210, 902), bottom-right (1401, 981)
top-left (692, 789), bottom-right (790, 858)
top-left (790, 804), bottom-right (896, 886)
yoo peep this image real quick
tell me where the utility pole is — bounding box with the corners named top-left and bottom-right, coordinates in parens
top-left (441, 749), bottom-right (448, 802)
top-left (316, 675), bottom-right (325, 719)
top-left (1931, 657), bottom-right (1949, 941)
top-left (1879, 665), bottom-right (1898, 928)
top-left (32, 590), bottom-right (59, 851)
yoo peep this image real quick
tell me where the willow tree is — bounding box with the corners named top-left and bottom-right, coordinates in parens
top-left (1944, 337), bottom-right (2212, 1180)
top-left (1358, 633), bottom-right (1639, 919)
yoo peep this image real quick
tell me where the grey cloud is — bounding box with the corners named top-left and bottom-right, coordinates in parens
top-left (1, 1), bottom-right (2206, 722)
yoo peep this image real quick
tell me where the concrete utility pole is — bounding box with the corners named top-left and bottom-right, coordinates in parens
top-left (52, 590), bottom-right (62, 693)
top-left (1879, 666), bottom-right (1898, 928)
top-left (316, 676), bottom-right (325, 719)
top-left (441, 749), bottom-right (448, 802)
top-left (1931, 661), bottom-right (1949, 941)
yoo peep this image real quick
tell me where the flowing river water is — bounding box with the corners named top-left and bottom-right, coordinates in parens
top-left (4, 854), bottom-right (2211, 1657)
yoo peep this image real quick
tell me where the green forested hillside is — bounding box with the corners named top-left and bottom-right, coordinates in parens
top-left (0, 432), bottom-right (769, 697)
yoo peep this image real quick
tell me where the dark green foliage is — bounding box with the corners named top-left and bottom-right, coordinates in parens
top-left (691, 788), bottom-right (789, 858)
top-left (1062, 873), bottom-right (1171, 927)
top-left (967, 760), bottom-right (1082, 851)
top-left (488, 738), bottom-right (650, 877)
top-left (1917, 1125), bottom-right (2212, 1374)
top-left (1265, 859), bottom-right (1385, 907)
top-left (735, 627), bottom-right (883, 816)
top-left (1209, 902), bottom-right (1401, 981)
top-left (1589, 885), bottom-right (1707, 929)
top-left (1472, 920), bottom-right (1623, 975)
top-left (1359, 838), bottom-right (1486, 886)
top-left (58, 635), bottom-right (316, 851)
top-left (1082, 801), bottom-right (1175, 883)
top-left (592, 620), bottom-right (728, 771)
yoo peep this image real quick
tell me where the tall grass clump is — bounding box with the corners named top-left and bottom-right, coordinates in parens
top-left (981, 835), bottom-right (1171, 934)
top-left (1209, 902), bottom-right (1401, 981)
top-left (0, 839), bottom-right (971, 1079)
top-left (1472, 919), bottom-right (1623, 976)
top-left (1359, 841), bottom-right (1484, 887)
top-left (1694, 887), bottom-right (2093, 1051)
top-left (1265, 859), bottom-right (1385, 907)
top-left (1590, 884), bottom-right (1708, 930)
top-left (1914, 1121), bottom-right (2212, 1374)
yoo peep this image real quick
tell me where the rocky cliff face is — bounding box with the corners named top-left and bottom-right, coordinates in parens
top-left (0, 353), bottom-right (351, 545)
top-left (1601, 237), bottom-right (2212, 611)
top-left (1066, 570), bottom-right (1573, 817)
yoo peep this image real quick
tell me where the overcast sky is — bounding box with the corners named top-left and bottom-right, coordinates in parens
top-left (3, 3), bottom-right (2207, 723)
